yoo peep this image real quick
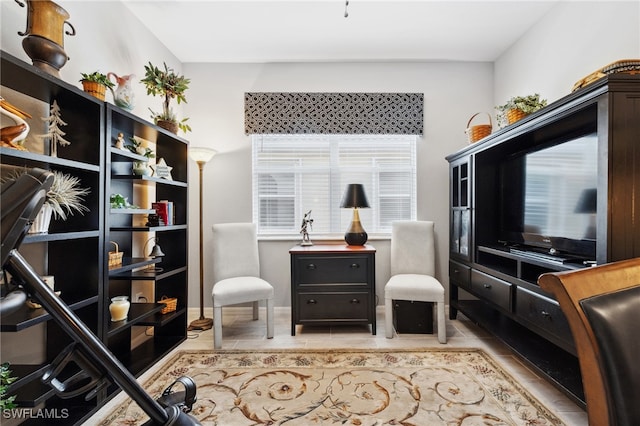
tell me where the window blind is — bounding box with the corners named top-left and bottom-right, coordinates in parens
top-left (252, 134), bottom-right (417, 237)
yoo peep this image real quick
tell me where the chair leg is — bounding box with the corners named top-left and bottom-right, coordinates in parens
top-left (266, 298), bottom-right (274, 339)
top-left (252, 301), bottom-right (259, 320)
top-left (385, 297), bottom-right (394, 338)
top-left (436, 300), bottom-right (446, 344)
top-left (213, 306), bottom-right (223, 349)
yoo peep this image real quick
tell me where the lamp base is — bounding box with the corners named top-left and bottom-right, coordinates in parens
top-left (344, 208), bottom-right (368, 245)
top-left (187, 317), bottom-right (213, 331)
top-left (345, 231), bottom-right (368, 246)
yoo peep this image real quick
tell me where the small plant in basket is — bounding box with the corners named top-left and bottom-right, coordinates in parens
top-left (80, 71), bottom-right (115, 101)
top-left (496, 94), bottom-right (547, 127)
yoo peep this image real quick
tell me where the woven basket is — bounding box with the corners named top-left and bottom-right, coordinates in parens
top-left (465, 112), bottom-right (492, 144)
top-left (158, 296), bottom-right (177, 314)
top-left (108, 241), bottom-right (123, 267)
top-left (81, 81), bottom-right (106, 101)
top-left (506, 108), bottom-right (528, 125)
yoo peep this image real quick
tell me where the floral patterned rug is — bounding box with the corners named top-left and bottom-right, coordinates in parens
top-left (99, 349), bottom-right (565, 425)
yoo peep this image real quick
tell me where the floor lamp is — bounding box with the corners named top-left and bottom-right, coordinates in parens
top-left (187, 147), bottom-right (217, 331)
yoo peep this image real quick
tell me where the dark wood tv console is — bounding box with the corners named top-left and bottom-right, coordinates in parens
top-left (446, 74), bottom-right (640, 406)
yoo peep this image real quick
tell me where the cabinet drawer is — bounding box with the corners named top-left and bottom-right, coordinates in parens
top-left (449, 260), bottom-right (471, 290)
top-left (471, 269), bottom-right (512, 311)
top-left (294, 255), bottom-right (369, 285)
top-left (296, 292), bottom-right (370, 322)
top-left (516, 287), bottom-right (573, 344)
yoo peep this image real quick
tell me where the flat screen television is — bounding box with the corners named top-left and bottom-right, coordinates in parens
top-left (499, 132), bottom-right (598, 261)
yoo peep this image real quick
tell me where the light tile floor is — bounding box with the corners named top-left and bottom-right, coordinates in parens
top-left (90, 307), bottom-right (588, 425)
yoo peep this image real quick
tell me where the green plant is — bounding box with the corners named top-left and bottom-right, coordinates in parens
top-left (110, 193), bottom-right (137, 209)
top-left (1, 169), bottom-right (90, 221)
top-left (79, 71), bottom-right (115, 89)
top-left (496, 93), bottom-right (547, 126)
top-left (125, 137), bottom-right (155, 159)
top-left (140, 62), bottom-right (191, 133)
top-left (1, 363), bottom-right (17, 410)
top-left (46, 171), bottom-right (91, 220)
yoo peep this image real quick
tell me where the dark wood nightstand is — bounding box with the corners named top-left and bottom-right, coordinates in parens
top-left (289, 244), bottom-right (376, 336)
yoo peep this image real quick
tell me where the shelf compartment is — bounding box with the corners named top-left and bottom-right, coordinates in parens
top-left (110, 224), bottom-right (188, 232)
top-left (114, 334), bottom-right (184, 378)
top-left (0, 147), bottom-right (100, 172)
top-left (138, 307), bottom-right (186, 327)
top-left (0, 295), bottom-right (99, 332)
top-left (108, 257), bottom-right (159, 274)
top-left (111, 174), bottom-right (187, 187)
top-left (110, 265), bottom-right (186, 281)
top-left (109, 208), bottom-right (156, 215)
top-left (22, 230), bottom-right (100, 244)
top-left (106, 303), bottom-right (166, 336)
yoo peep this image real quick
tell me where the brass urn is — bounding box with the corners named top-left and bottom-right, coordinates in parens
top-left (15, 0), bottom-right (76, 77)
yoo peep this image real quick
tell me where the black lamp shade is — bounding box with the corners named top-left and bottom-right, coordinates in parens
top-left (340, 184), bottom-right (370, 208)
top-left (575, 188), bottom-right (597, 214)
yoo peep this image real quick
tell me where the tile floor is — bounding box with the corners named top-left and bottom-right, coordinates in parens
top-left (90, 306), bottom-right (588, 425)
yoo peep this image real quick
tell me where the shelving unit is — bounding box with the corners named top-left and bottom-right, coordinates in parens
top-left (1, 50), bottom-right (189, 424)
top-left (104, 103), bottom-right (189, 378)
top-left (446, 73), bottom-right (640, 406)
top-left (1, 50), bottom-right (105, 423)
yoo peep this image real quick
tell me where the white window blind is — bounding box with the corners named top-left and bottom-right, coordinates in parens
top-left (252, 134), bottom-right (417, 237)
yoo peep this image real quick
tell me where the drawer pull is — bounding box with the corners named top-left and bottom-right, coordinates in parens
top-left (483, 284), bottom-right (492, 289)
top-left (350, 298), bottom-right (360, 304)
top-left (306, 299), bottom-right (317, 305)
top-left (306, 264), bottom-right (316, 270)
top-left (350, 263), bottom-right (360, 269)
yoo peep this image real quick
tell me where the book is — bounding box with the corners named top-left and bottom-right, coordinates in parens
top-left (152, 201), bottom-right (170, 226)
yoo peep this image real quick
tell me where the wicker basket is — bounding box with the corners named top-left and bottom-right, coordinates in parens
top-left (158, 296), bottom-right (177, 314)
top-left (81, 81), bottom-right (106, 101)
top-left (465, 112), bottom-right (492, 144)
top-left (108, 241), bottom-right (123, 267)
top-left (506, 108), bottom-right (528, 125)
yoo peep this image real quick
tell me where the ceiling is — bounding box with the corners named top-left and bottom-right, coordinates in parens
top-left (122, 0), bottom-right (559, 64)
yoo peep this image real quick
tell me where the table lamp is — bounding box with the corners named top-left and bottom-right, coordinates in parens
top-left (340, 183), bottom-right (370, 246)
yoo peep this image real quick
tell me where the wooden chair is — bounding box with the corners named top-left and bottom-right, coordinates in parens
top-left (538, 257), bottom-right (640, 426)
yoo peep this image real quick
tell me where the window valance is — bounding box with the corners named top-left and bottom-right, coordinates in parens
top-left (244, 92), bottom-right (423, 135)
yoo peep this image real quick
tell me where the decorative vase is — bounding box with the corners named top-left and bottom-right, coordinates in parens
top-left (107, 73), bottom-right (136, 110)
top-left (15, 0), bottom-right (76, 77)
top-left (506, 108), bottom-right (528, 125)
top-left (132, 161), bottom-right (151, 176)
top-left (81, 81), bottom-right (106, 101)
top-left (109, 296), bottom-right (130, 322)
top-left (28, 204), bottom-right (53, 234)
top-left (156, 119), bottom-right (178, 134)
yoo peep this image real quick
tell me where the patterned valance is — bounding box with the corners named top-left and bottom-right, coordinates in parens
top-left (244, 92), bottom-right (423, 135)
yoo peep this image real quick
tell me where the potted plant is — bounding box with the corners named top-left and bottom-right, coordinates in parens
top-left (496, 93), bottom-right (547, 126)
top-left (0, 363), bottom-right (17, 410)
top-left (140, 61), bottom-right (191, 134)
top-left (125, 137), bottom-right (155, 176)
top-left (80, 71), bottom-right (115, 101)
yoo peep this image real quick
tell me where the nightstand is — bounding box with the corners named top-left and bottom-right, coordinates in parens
top-left (289, 244), bottom-right (376, 336)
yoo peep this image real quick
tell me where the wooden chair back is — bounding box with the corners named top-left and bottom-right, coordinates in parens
top-left (538, 257), bottom-right (640, 426)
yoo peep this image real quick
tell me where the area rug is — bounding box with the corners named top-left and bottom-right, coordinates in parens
top-left (99, 349), bottom-right (565, 425)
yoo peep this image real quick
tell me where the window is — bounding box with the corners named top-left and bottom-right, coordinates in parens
top-left (252, 134), bottom-right (417, 237)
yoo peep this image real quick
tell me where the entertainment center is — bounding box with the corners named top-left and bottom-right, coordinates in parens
top-left (447, 73), bottom-right (640, 405)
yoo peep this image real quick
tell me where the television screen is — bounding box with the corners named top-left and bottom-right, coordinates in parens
top-left (500, 133), bottom-right (598, 259)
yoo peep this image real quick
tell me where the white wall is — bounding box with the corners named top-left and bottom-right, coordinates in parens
top-left (494, 1), bottom-right (640, 105)
top-left (0, 0), bottom-right (183, 123)
top-left (184, 62), bottom-right (494, 307)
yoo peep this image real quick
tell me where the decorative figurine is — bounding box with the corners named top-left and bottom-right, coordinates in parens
top-left (40, 100), bottom-right (70, 157)
top-left (115, 132), bottom-right (126, 150)
top-left (300, 210), bottom-right (314, 246)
